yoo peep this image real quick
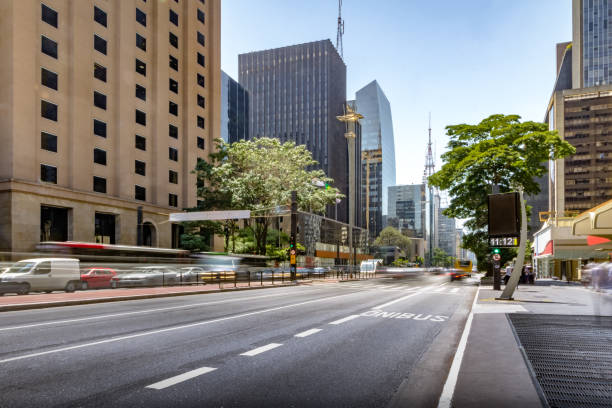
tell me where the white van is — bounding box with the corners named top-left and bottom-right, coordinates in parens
top-left (0, 258), bottom-right (81, 295)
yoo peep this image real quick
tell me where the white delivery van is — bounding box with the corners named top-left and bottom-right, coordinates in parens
top-left (0, 258), bottom-right (81, 295)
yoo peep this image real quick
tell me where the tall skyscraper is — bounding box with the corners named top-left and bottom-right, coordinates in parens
top-left (238, 39), bottom-right (361, 225)
top-left (354, 80), bottom-right (396, 239)
top-left (221, 70), bottom-right (249, 143)
top-left (388, 184), bottom-right (426, 238)
top-left (0, 0), bottom-right (221, 251)
top-left (438, 208), bottom-right (456, 257)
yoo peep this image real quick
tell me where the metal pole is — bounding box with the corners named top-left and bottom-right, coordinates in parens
top-left (498, 189), bottom-right (528, 300)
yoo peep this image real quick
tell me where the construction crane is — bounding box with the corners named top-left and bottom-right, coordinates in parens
top-left (336, 0), bottom-right (344, 59)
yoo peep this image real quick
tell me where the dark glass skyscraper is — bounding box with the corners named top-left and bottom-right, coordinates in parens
top-left (238, 40), bottom-right (360, 225)
top-left (221, 70), bottom-right (249, 143)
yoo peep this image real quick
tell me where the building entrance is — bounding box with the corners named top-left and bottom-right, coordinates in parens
top-left (40, 206), bottom-right (68, 242)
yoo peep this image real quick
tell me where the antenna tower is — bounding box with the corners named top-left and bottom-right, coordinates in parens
top-left (336, 0), bottom-right (344, 59)
top-left (423, 113), bottom-right (435, 184)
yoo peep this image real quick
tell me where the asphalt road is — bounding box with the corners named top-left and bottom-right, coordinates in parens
top-left (0, 274), bottom-right (477, 408)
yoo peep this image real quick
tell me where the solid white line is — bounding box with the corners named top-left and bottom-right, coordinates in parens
top-left (0, 289), bottom-right (319, 332)
top-left (294, 328), bottom-right (322, 338)
top-left (146, 366), bottom-right (216, 390)
top-left (0, 291), bottom-right (358, 364)
top-left (329, 315), bottom-right (360, 325)
top-left (405, 286), bottom-right (421, 291)
top-left (437, 285), bottom-right (480, 408)
top-left (240, 343), bottom-right (282, 356)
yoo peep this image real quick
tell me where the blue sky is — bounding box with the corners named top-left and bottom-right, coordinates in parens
top-left (221, 0), bottom-right (572, 187)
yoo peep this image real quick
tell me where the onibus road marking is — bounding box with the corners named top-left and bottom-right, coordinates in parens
top-left (360, 310), bottom-right (449, 322)
top-left (147, 367), bottom-right (217, 390)
top-left (241, 343), bottom-right (283, 356)
top-left (295, 328), bottom-right (322, 338)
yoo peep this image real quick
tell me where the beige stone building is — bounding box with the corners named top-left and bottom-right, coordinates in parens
top-left (0, 0), bottom-right (221, 252)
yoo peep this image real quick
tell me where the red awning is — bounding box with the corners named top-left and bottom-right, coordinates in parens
top-left (587, 235), bottom-right (611, 246)
top-left (539, 240), bottom-right (553, 256)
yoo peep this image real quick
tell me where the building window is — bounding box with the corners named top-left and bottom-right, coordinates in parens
top-left (136, 109), bottom-right (146, 126)
top-left (197, 94), bottom-right (205, 108)
top-left (94, 148), bottom-right (107, 165)
top-left (169, 55), bottom-right (178, 71)
top-left (41, 68), bottom-right (58, 90)
top-left (41, 164), bottom-right (57, 183)
top-left (169, 32), bottom-right (178, 48)
top-left (41, 4), bottom-right (58, 28)
top-left (41, 132), bottom-right (57, 152)
top-left (169, 101), bottom-right (178, 116)
top-left (197, 137), bottom-right (205, 150)
top-left (169, 170), bottom-right (178, 184)
top-left (135, 160), bottom-right (146, 176)
top-left (197, 73), bottom-right (205, 87)
top-left (41, 100), bottom-right (58, 121)
top-left (136, 8), bottom-right (146, 27)
top-left (197, 31), bottom-right (205, 46)
top-left (94, 91), bottom-right (107, 110)
top-left (169, 194), bottom-right (178, 207)
top-left (169, 78), bottom-right (178, 94)
top-left (41, 36), bottom-right (58, 59)
top-left (169, 124), bottom-right (178, 139)
top-left (135, 135), bottom-right (146, 150)
top-left (94, 63), bottom-right (107, 82)
top-left (94, 35), bottom-right (107, 55)
top-left (93, 176), bottom-right (107, 193)
top-left (94, 119), bottom-right (107, 138)
top-left (94, 6), bottom-right (107, 27)
top-left (169, 147), bottom-right (178, 161)
top-left (135, 185), bottom-right (146, 201)
top-left (95, 212), bottom-right (115, 244)
top-left (197, 52), bottom-right (205, 67)
top-left (136, 84), bottom-right (146, 101)
top-left (197, 9), bottom-right (205, 23)
top-left (197, 116), bottom-right (205, 129)
top-left (169, 9), bottom-right (179, 26)
top-left (136, 59), bottom-right (146, 76)
top-left (136, 34), bottom-right (146, 51)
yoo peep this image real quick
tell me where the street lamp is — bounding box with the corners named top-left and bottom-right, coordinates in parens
top-left (337, 104), bottom-right (363, 269)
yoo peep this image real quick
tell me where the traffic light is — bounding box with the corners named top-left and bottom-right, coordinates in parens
top-left (492, 248), bottom-right (501, 255)
top-left (325, 182), bottom-right (331, 190)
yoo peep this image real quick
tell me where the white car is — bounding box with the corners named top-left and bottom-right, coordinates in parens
top-left (0, 258), bottom-right (81, 295)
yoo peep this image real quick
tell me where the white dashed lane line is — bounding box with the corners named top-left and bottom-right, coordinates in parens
top-left (240, 343), bottom-right (283, 356)
top-left (146, 367), bottom-right (217, 390)
top-left (294, 328), bottom-right (322, 338)
top-left (329, 315), bottom-right (360, 325)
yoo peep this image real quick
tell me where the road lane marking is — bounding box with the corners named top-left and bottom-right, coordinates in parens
top-left (329, 315), bottom-right (360, 325)
top-left (437, 286), bottom-right (480, 408)
top-left (0, 291), bottom-right (360, 364)
top-left (241, 343), bottom-right (282, 356)
top-left (450, 288), bottom-right (459, 293)
top-left (294, 328), bottom-right (322, 338)
top-left (361, 310), bottom-right (450, 322)
top-left (146, 367), bottom-right (217, 390)
top-left (433, 287), bottom-right (447, 293)
top-left (371, 287), bottom-right (432, 310)
top-left (0, 289), bottom-right (322, 332)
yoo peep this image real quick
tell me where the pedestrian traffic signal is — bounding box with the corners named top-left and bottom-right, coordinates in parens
top-left (492, 248), bottom-right (500, 254)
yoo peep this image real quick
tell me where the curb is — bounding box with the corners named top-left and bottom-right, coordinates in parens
top-left (0, 282), bottom-right (302, 312)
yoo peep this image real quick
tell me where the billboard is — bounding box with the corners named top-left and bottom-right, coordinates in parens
top-left (488, 192), bottom-right (520, 237)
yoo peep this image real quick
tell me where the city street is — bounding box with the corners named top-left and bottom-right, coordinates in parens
top-left (0, 274), bottom-right (477, 407)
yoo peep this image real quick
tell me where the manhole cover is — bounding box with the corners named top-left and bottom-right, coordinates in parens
top-left (508, 314), bottom-right (612, 408)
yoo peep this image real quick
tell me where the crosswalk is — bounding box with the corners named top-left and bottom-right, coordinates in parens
top-left (334, 282), bottom-right (463, 295)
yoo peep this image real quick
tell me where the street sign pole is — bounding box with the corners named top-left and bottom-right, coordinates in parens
top-left (493, 256), bottom-right (501, 290)
top-left (290, 191), bottom-right (297, 282)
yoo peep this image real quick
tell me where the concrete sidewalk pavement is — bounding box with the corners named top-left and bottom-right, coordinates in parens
top-left (449, 282), bottom-right (612, 408)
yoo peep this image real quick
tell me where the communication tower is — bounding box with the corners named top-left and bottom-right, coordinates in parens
top-left (336, 0), bottom-right (344, 59)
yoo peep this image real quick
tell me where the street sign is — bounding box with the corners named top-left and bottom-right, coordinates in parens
top-left (492, 254), bottom-right (501, 261)
top-left (290, 254), bottom-right (296, 264)
top-left (489, 236), bottom-right (519, 247)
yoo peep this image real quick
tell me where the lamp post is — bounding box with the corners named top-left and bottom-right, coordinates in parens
top-left (337, 104), bottom-right (363, 269)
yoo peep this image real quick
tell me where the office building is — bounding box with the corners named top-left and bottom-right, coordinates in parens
top-left (438, 208), bottom-right (456, 257)
top-left (354, 80), bottom-right (396, 238)
top-left (388, 184), bottom-right (426, 238)
top-left (238, 39), bottom-right (361, 226)
top-left (0, 0), bottom-right (221, 252)
top-left (221, 70), bottom-right (249, 143)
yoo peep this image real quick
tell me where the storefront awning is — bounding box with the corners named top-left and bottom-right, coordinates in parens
top-left (572, 198), bottom-right (612, 238)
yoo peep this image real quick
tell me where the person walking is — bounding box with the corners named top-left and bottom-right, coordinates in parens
top-left (504, 263), bottom-right (512, 285)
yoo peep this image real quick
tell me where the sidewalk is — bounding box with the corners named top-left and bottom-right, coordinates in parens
top-left (451, 281), bottom-right (612, 407)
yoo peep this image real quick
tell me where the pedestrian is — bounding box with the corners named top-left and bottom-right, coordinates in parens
top-left (520, 265), bottom-right (527, 284)
top-left (504, 263), bottom-right (512, 285)
top-left (527, 265), bottom-right (535, 284)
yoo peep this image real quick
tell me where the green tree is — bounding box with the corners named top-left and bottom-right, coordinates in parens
top-left (431, 248), bottom-right (454, 268)
top-left (211, 138), bottom-right (342, 255)
top-left (428, 114), bottom-right (575, 272)
top-left (373, 226), bottom-right (413, 258)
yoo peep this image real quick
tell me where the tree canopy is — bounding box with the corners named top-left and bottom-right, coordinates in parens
top-left (428, 114), bottom-right (575, 270)
top-left (373, 226), bottom-right (412, 258)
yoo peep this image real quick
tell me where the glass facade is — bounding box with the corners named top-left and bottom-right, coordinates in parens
top-left (388, 184), bottom-right (425, 238)
top-left (220, 70), bottom-right (249, 143)
top-left (354, 80), bottom-right (396, 238)
top-left (582, 0), bottom-right (612, 87)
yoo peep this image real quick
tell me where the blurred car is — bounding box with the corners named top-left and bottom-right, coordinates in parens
top-left (177, 267), bottom-right (206, 283)
top-left (449, 268), bottom-right (470, 281)
top-left (80, 268), bottom-right (116, 289)
top-left (111, 266), bottom-right (179, 288)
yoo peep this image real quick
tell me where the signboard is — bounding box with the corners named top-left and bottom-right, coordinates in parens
top-left (488, 192), bottom-right (520, 237)
top-left (492, 254), bottom-right (501, 261)
top-left (290, 254), bottom-right (296, 264)
top-left (489, 236), bottom-right (519, 247)
top-left (169, 210), bottom-right (251, 222)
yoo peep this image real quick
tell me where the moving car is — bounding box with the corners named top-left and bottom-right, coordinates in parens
top-left (110, 266), bottom-right (179, 288)
top-left (449, 268), bottom-right (470, 282)
top-left (0, 258), bottom-right (81, 295)
top-left (80, 268), bottom-right (117, 289)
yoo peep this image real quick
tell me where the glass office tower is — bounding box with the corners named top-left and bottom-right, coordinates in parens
top-left (355, 80), bottom-right (396, 238)
top-left (221, 71), bottom-right (249, 143)
top-left (581, 0), bottom-right (612, 87)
